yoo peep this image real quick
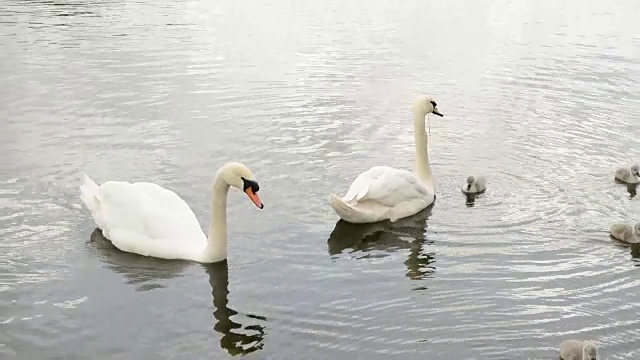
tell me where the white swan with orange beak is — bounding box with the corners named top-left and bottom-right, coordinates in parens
top-left (80, 162), bottom-right (263, 263)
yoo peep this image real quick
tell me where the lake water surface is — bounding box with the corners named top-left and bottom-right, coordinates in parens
top-left (1, 0), bottom-right (640, 359)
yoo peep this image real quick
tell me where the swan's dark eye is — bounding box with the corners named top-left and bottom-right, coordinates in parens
top-left (241, 177), bottom-right (260, 193)
top-left (430, 100), bottom-right (437, 107)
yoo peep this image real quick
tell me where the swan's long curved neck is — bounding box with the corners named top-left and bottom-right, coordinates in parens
top-left (204, 176), bottom-right (230, 262)
top-left (413, 110), bottom-right (432, 184)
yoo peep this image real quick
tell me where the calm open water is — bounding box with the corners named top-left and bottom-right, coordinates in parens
top-left (1, 0), bottom-right (640, 359)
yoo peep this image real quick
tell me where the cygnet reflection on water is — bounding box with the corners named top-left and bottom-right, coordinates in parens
top-left (327, 207), bottom-right (435, 281)
top-left (614, 164), bottom-right (640, 185)
top-left (559, 339), bottom-right (599, 360)
top-left (90, 229), bottom-right (267, 356)
top-left (464, 192), bottom-right (482, 207)
top-left (624, 182), bottom-right (638, 199)
top-left (609, 222), bottom-right (640, 244)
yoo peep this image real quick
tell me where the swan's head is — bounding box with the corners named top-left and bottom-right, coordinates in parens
top-left (631, 164), bottom-right (640, 177)
top-left (413, 95), bottom-right (443, 118)
top-left (582, 342), bottom-right (598, 360)
top-left (218, 162), bottom-right (264, 209)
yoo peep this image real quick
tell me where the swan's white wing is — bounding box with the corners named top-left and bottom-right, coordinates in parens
top-left (343, 166), bottom-right (432, 207)
top-left (343, 166), bottom-right (385, 202)
top-left (96, 181), bottom-right (205, 242)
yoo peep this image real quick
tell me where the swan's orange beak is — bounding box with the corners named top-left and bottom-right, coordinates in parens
top-left (245, 188), bottom-right (264, 209)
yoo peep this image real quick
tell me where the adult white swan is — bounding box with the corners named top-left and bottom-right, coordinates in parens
top-left (80, 162), bottom-right (264, 263)
top-left (328, 95), bottom-right (443, 224)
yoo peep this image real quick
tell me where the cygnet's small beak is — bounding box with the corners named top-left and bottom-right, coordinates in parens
top-left (245, 188), bottom-right (264, 209)
top-left (432, 107), bottom-right (444, 117)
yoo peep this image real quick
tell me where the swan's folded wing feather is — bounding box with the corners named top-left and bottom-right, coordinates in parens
top-left (343, 174), bottom-right (372, 203)
top-left (98, 181), bottom-right (205, 241)
top-left (343, 166), bottom-right (389, 202)
top-left (350, 166), bottom-right (432, 207)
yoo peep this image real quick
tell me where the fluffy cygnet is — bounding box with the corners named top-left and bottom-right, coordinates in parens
top-left (462, 175), bottom-right (486, 194)
top-left (614, 164), bottom-right (640, 184)
top-left (560, 339), bottom-right (599, 360)
top-left (610, 222), bottom-right (640, 244)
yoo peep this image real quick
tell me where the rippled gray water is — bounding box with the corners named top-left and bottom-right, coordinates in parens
top-left (1, 0), bottom-right (640, 359)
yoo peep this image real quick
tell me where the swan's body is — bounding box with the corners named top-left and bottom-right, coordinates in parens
top-left (462, 175), bottom-right (486, 194)
top-left (609, 222), bottom-right (640, 244)
top-left (615, 165), bottom-right (640, 184)
top-left (560, 339), bottom-right (599, 360)
top-left (80, 162), bottom-right (264, 263)
top-left (329, 166), bottom-right (435, 223)
top-left (329, 95), bottom-right (443, 224)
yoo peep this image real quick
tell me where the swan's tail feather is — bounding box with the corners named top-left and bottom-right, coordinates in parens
top-left (80, 174), bottom-right (101, 214)
top-left (329, 193), bottom-right (361, 223)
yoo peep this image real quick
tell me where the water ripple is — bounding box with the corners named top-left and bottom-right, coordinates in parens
top-left (2, 0), bottom-right (640, 359)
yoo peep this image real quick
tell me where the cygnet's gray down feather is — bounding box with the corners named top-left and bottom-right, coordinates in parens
top-left (560, 339), bottom-right (598, 360)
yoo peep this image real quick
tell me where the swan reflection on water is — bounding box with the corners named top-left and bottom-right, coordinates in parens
top-left (203, 261), bottom-right (266, 356)
top-left (89, 228), bottom-right (267, 356)
top-left (89, 228), bottom-right (190, 291)
top-left (327, 207), bottom-right (436, 281)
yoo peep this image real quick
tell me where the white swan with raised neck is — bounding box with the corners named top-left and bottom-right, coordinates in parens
top-left (80, 162), bottom-right (263, 263)
top-left (328, 95), bottom-right (443, 224)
